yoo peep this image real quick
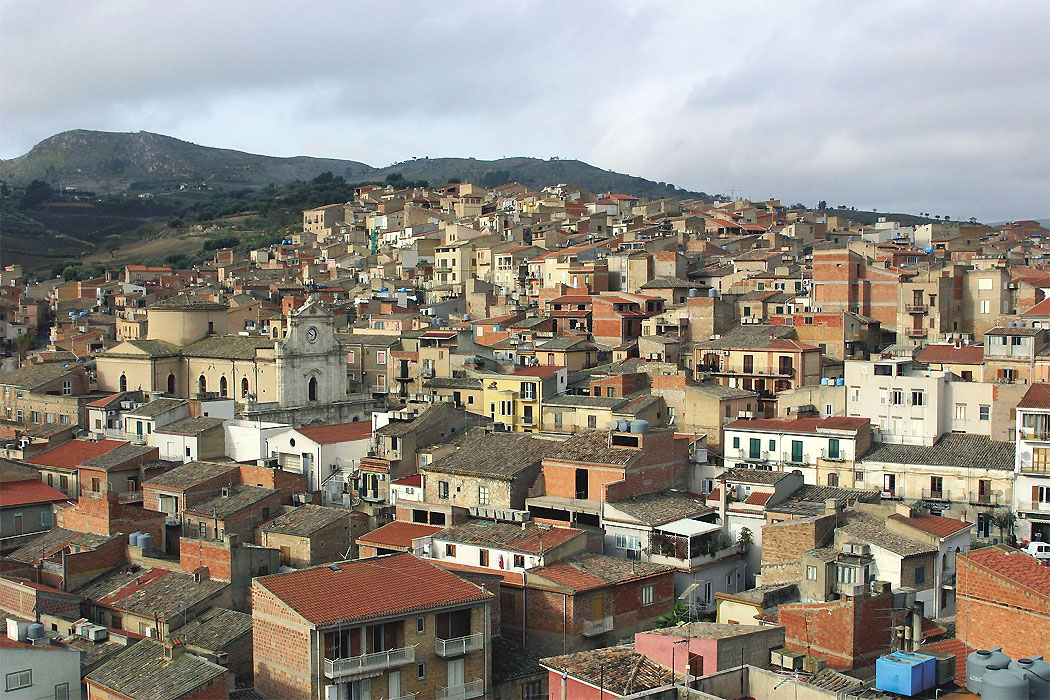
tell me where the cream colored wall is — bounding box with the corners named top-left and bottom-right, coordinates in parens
top-left (716, 598), bottom-right (762, 626)
top-left (147, 309), bottom-right (228, 345)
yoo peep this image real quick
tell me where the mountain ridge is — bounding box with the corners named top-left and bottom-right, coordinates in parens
top-left (0, 129), bottom-right (709, 201)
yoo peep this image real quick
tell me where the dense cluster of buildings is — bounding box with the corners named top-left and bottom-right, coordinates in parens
top-left (1, 183), bottom-right (1048, 699)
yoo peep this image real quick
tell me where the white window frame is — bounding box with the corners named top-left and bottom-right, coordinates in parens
top-left (641, 584), bottom-right (654, 606)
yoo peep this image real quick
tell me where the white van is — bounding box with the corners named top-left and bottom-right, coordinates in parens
top-left (1025, 541), bottom-right (1050, 562)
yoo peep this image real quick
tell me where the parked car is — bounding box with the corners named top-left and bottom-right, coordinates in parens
top-left (1024, 541), bottom-right (1050, 562)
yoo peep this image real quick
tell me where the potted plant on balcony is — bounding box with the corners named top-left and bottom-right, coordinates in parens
top-left (737, 527), bottom-right (754, 553)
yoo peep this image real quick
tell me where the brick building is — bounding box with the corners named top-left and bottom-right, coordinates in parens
top-left (523, 553), bottom-right (676, 656)
top-left (252, 553), bottom-right (494, 700)
top-left (955, 545), bottom-right (1050, 659)
top-left (86, 638), bottom-right (228, 700)
top-left (810, 249), bottom-right (908, 331)
top-left (181, 484), bottom-right (282, 543)
top-left (258, 504), bottom-right (353, 567)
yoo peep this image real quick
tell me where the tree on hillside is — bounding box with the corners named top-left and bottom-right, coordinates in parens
top-left (14, 334), bottom-right (33, 367)
top-left (19, 179), bottom-right (53, 209)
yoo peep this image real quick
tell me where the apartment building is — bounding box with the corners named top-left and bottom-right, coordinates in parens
top-left (252, 553), bottom-right (494, 700)
top-left (843, 354), bottom-right (1024, 445)
top-left (1013, 383), bottom-right (1050, 542)
top-left (983, 325), bottom-right (1048, 385)
top-left (722, 416), bottom-right (871, 487)
top-left (480, 366), bottom-right (565, 432)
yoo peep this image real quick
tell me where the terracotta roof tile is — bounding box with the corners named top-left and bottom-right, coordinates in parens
top-left (255, 553), bottom-right (493, 626)
top-left (963, 546), bottom-right (1050, 597)
top-left (529, 553), bottom-right (673, 592)
top-left (356, 522), bottom-right (444, 550)
top-left (294, 420), bottom-right (372, 445)
top-left (1018, 383), bottom-right (1050, 410)
top-left (0, 479), bottom-right (69, 507)
top-left (916, 343), bottom-right (985, 364)
top-left (888, 513), bottom-right (972, 538)
top-left (28, 439), bottom-right (129, 470)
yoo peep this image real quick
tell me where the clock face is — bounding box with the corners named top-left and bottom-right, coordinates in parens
top-left (306, 326), bottom-right (318, 343)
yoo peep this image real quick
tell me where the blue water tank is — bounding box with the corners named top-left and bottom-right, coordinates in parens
top-left (925, 246), bottom-right (935, 253)
top-left (894, 652), bottom-right (936, 691)
top-left (380, 286), bottom-right (388, 292)
top-left (1009, 657), bottom-right (1050, 700)
top-left (138, 532), bottom-right (152, 550)
top-left (983, 666), bottom-right (1030, 700)
top-left (877, 654), bottom-right (925, 696)
top-left (629, 419), bottom-right (649, 434)
top-left (821, 377), bottom-right (830, 385)
top-left (27, 622), bottom-right (45, 640)
top-left (968, 648), bottom-right (1012, 694)
top-left (835, 377), bottom-right (845, 386)
top-left (129, 532), bottom-right (142, 547)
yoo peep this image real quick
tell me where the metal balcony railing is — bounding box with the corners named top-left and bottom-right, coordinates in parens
top-left (881, 489), bottom-right (902, 500)
top-left (905, 304), bottom-right (929, 313)
top-left (907, 328), bottom-right (928, 338)
top-left (1019, 428), bottom-right (1050, 441)
top-left (324, 645), bottom-right (415, 680)
top-left (581, 616), bottom-right (613, 637)
top-left (435, 632), bottom-right (484, 657)
top-left (436, 679), bottom-right (484, 700)
top-left (782, 452), bottom-right (811, 465)
top-left (922, 488), bottom-right (951, 501)
top-left (969, 492), bottom-right (1000, 506)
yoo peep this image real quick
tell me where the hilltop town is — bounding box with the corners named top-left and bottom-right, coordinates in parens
top-left (1, 181), bottom-right (1049, 700)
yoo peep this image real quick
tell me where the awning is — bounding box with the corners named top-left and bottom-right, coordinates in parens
top-left (1025, 512), bottom-right (1050, 522)
top-left (658, 519), bottom-right (722, 537)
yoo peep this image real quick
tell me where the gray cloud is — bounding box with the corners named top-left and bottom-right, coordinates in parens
top-left (1, 0), bottom-right (1047, 220)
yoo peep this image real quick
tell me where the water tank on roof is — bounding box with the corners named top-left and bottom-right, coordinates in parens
top-left (968, 648), bottom-right (1012, 694)
top-left (80, 311), bottom-right (87, 316)
top-left (129, 532), bottom-right (142, 547)
top-left (617, 419), bottom-right (630, 432)
top-left (836, 377), bottom-right (845, 386)
top-left (708, 288), bottom-right (719, 298)
top-left (380, 286), bottom-right (388, 292)
top-left (1009, 657), bottom-right (1050, 700)
top-left (630, 419), bottom-right (649, 434)
top-left (982, 666), bottom-right (1029, 700)
top-left (688, 288), bottom-right (700, 298)
top-left (138, 532), bottom-right (152, 550)
top-left (462, 313), bottom-right (471, 321)
top-left (925, 246), bottom-right (935, 254)
top-left (821, 377), bottom-right (830, 385)
top-left (26, 623), bottom-right (45, 640)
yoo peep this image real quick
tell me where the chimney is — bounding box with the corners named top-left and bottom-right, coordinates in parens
top-left (163, 637), bottom-right (186, 661)
top-left (825, 498), bottom-right (842, 517)
top-left (894, 502), bottom-right (915, 518)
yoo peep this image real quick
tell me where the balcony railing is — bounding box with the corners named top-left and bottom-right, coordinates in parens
top-left (969, 492), bottom-right (1000, 506)
top-left (907, 328), bottom-right (928, 338)
top-left (881, 489), bottom-right (902, 500)
top-left (435, 632), bottom-right (484, 657)
top-left (420, 366), bottom-right (435, 378)
top-left (820, 449), bottom-right (847, 462)
top-left (323, 645), bottom-right (415, 680)
top-left (782, 452), bottom-right (811, 465)
top-left (581, 616), bottom-right (613, 637)
top-left (371, 384), bottom-right (390, 394)
top-left (1031, 501), bottom-right (1050, 512)
top-left (905, 304), bottom-right (929, 313)
top-left (942, 571), bottom-right (956, 587)
top-left (1019, 428), bottom-right (1050, 442)
top-left (436, 678), bottom-right (484, 700)
top-left (922, 488), bottom-right (951, 501)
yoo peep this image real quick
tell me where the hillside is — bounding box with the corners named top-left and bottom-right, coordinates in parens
top-left (0, 130), bottom-right (709, 201)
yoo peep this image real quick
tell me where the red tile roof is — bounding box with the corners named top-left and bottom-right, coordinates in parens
top-left (964, 546), bottom-right (1050, 597)
top-left (87, 393), bottom-right (126, 408)
top-left (1021, 297), bottom-right (1050, 317)
top-left (391, 474), bottom-right (423, 487)
top-left (744, 491), bottom-right (772, 506)
top-left (1018, 383), bottom-right (1050, 410)
top-left (889, 514), bottom-right (972, 538)
top-left (295, 421), bottom-right (372, 445)
top-left (257, 553), bottom-right (492, 626)
top-left (725, 416), bottom-right (869, 434)
top-left (0, 479), bottom-right (70, 507)
top-left (28, 439), bottom-right (128, 470)
top-left (356, 522), bottom-right (443, 550)
top-left (916, 344), bottom-right (985, 365)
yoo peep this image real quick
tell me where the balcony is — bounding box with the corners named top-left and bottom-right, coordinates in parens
top-left (881, 489), bottom-right (902, 500)
top-left (371, 384), bottom-right (390, 394)
top-left (435, 632), bottom-right (484, 657)
top-left (905, 304), bottom-right (929, 314)
top-left (420, 366), bottom-right (435, 378)
top-left (1019, 428), bottom-right (1050, 442)
top-left (969, 492), bottom-right (1001, 506)
top-left (942, 571), bottom-right (956, 587)
top-left (819, 449), bottom-right (847, 462)
top-left (324, 645), bottom-right (415, 680)
top-left (906, 328), bottom-right (928, 338)
top-left (781, 452), bottom-right (811, 465)
top-left (922, 488), bottom-right (951, 501)
top-left (1031, 501), bottom-right (1050, 512)
top-left (581, 616), bottom-right (613, 637)
top-left (436, 678), bottom-right (484, 700)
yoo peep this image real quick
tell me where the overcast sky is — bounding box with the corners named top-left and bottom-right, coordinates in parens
top-left (2, 1), bottom-right (1047, 221)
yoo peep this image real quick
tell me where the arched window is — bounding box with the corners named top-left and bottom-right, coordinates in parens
top-left (308, 377), bottom-right (318, 402)
top-left (241, 377), bottom-right (250, 398)
top-left (198, 375), bottom-right (207, 396)
top-left (167, 373), bottom-right (176, 395)
top-left (219, 376), bottom-right (228, 398)
top-left (119, 374), bottom-right (127, 392)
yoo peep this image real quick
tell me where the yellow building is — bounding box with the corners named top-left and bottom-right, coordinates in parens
top-left (480, 366), bottom-right (565, 432)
